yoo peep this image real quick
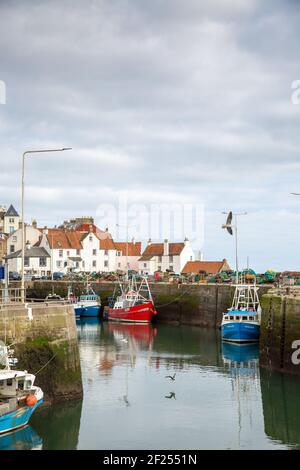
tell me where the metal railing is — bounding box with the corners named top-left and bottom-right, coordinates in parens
top-left (0, 288), bottom-right (26, 304)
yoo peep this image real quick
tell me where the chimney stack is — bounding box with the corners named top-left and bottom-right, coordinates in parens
top-left (163, 239), bottom-right (169, 256)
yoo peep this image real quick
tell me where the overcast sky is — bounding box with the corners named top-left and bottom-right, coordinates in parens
top-left (1, 0), bottom-right (300, 272)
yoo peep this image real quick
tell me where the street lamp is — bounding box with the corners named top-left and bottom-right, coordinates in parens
top-left (21, 147), bottom-right (72, 302)
top-left (222, 211), bottom-right (247, 284)
top-left (116, 223), bottom-right (137, 280)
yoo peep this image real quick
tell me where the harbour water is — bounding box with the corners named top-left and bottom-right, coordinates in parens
top-left (4, 319), bottom-right (300, 450)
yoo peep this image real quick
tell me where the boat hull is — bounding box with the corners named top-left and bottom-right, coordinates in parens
top-left (108, 301), bottom-right (156, 323)
top-left (74, 304), bottom-right (101, 317)
top-left (0, 399), bottom-right (43, 435)
top-left (221, 322), bottom-right (260, 343)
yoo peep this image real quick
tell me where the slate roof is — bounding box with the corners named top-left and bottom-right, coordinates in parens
top-left (5, 246), bottom-right (50, 259)
top-left (5, 205), bottom-right (19, 217)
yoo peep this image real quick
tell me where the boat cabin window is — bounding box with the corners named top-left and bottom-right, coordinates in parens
top-left (17, 379), bottom-right (24, 390)
top-left (242, 316), bottom-right (248, 321)
top-left (249, 316), bottom-right (254, 321)
top-left (235, 316), bottom-right (240, 320)
top-left (24, 380), bottom-right (32, 390)
top-left (224, 316), bottom-right (229, 320)
top-left (229, 316), bottom-right (234, 320)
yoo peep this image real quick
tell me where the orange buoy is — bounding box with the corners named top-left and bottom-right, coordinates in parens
top-left (26, 394), bottom-right (37, 407)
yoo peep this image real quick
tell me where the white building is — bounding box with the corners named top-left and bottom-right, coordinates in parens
top-left (138, 239), bottom-right (195, 275)
top-left (5, 245), bottom-right (51, 277)
top-left (38, 226), bottom-right (117, 274)
top-left (39, 228), bottom-right (83, 274)
top-left (114, 241), bottom-right (142, 272)
top-left (7, 225), bottom-right (42, 256)
top-left (0, 205), bottom-right (20, 235)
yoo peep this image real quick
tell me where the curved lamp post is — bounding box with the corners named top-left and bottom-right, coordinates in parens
top-left (21, 147), bottom-right (72, 302)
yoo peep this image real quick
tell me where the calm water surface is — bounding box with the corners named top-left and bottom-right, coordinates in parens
top-left (4, 319), bottom-right (300, 450)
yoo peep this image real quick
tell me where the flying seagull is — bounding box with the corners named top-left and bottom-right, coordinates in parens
top-left (222, 211), bottom-right (233, 235)
top-left (165, 392), bottom-right (176, 399)
top-left (165, 373), bottom-right (176, 381)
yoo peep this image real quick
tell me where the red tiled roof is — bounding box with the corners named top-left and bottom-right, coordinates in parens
top-left (100, 238), bottom-right (116, 250)
top-left (47, 229), bottom-right (82, 250)
top-left (142, 242), bottom-right (185, 257)
top-left (182, 260), bottom-right (228, 275)
top-left (77, 223), bottom-right (112, 240)
top-left (114, 242), bottom-right (141, 256)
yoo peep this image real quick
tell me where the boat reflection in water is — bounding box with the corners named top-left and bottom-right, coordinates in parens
top-left (222, 342), bottom-right (259, 368)
top-left (107, 322), bottom-right (158, 349)
top-left (221, 342), bottom-right (260, 448)
top-left (0, 425), bottom-right (42, 450)
top-left (260, 368), bottom-right (300, 449)
top-left (30, 400), bottom-right (82, 450)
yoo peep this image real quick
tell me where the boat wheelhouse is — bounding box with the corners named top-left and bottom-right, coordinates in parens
top-left (221, 284), bottom-right (261, 343)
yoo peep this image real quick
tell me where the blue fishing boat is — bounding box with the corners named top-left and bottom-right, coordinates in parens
top-left (221, 284), bottom-right (261, 343)
top-left (68, 282), bottom-right (101, 318)
top-left (0, 343), bottom-right (43, 435)
top-left (74, 292), bottom-right (101, 317)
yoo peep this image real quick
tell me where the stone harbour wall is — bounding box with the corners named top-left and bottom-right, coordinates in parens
top-left (260, 290), bottom-right (300, 376)
top-left (0, 302), bottom-right (83, 404)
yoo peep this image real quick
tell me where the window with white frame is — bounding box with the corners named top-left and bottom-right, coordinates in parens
top-left (59, 249), bottom-right (63, 258)
top-left (104, 260), bottom-right (108, 267)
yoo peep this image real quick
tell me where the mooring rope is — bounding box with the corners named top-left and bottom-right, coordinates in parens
top-left (34, 352), bottom-right (57, 376)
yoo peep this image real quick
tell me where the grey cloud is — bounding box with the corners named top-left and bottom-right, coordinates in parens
top-left (0, 0), bottom-right (300, 271)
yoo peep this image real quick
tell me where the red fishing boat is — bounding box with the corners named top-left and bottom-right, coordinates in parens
top-left (108, 277), bottom-right (157, 323)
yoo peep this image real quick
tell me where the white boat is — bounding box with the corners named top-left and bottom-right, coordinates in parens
top-left (0, 342), bottom-right (43, 434)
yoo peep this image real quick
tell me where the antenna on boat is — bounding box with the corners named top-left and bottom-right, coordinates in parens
top-left (116, 222), bottom-right (137, 282)
top-left (222, 211), bottom-right (247, 284)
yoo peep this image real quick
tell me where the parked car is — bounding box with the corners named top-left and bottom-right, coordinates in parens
top-left (52, 272), bottom-right (65, 281)
top-left (9, 271), bottom-right (21, 281)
